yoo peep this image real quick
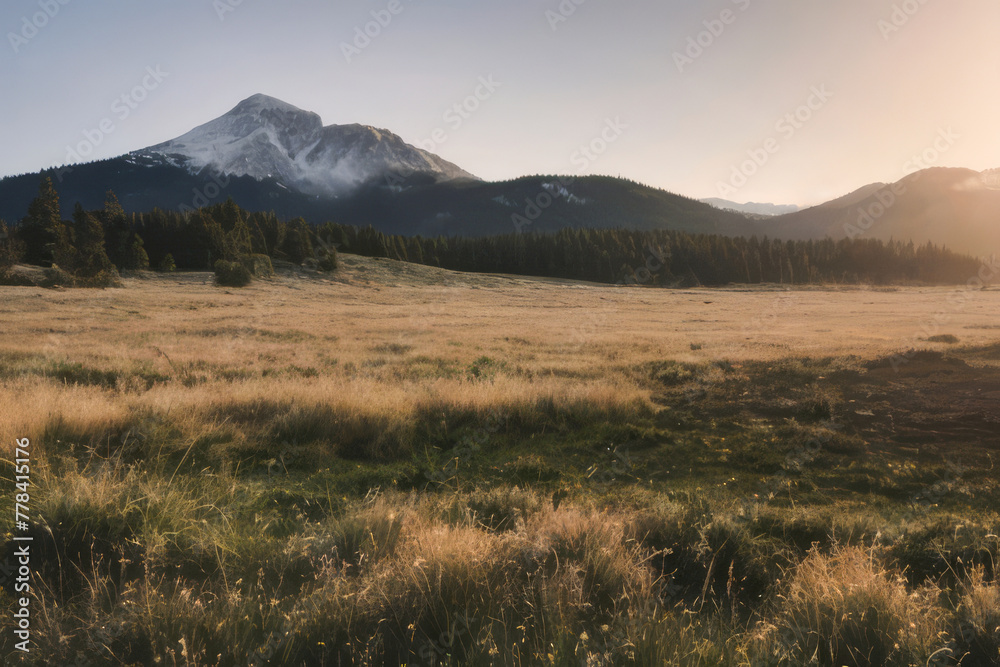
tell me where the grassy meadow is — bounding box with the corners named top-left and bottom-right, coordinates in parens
top-left (1, 255), bottom-right (999, 665)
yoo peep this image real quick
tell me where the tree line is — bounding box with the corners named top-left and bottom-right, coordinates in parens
top-left (0, 178), bottom-right (988, 287)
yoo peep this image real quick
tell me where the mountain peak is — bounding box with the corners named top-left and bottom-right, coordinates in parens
top-left (139, 95), bottom-right (476, 196)
top-left (230, 93), bottom-right (307, 115)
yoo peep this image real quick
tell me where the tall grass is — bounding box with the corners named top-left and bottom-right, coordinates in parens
top-left (5, 456), bottom-right (996, 665)
top-left (3, 271), bottom-right (1000, 664)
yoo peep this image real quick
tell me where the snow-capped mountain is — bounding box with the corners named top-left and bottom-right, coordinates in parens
top-left (134, 94), bottom-right (477, 196)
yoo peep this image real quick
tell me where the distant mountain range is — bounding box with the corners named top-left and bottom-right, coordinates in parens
top-left (700, 199), bottom-right (800, 217)
top-left (0, 94), bottom-right (997, 255)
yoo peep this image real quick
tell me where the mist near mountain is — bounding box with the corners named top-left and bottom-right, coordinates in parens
top-left (764, 168), bottom-right (1000, 256)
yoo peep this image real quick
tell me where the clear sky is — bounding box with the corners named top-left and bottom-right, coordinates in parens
top-left (2, 0), bottom-right (998, 206)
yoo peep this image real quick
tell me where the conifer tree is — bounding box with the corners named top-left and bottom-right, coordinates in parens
top-left (158, 253), bottom-right (176, 273)
top-left (19, 177), bottom-right (65, 266)
top-left (126, 233), bottom-right (151, 271)
top-left (225, 217), bottom-right (253, 260)
top-left (71, 203), bottom-right (113, 278)
top-left (406, 237), bottom-right (424, 265)
top-left (0, 220), bottom-right (23, 275)
top-left (102, 191), bottom-right (131, 268)
top-left (279, 218), bottom-right (313, 264)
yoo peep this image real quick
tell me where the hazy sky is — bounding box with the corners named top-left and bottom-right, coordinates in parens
top-left (2, 0), bottom-right (998, 206)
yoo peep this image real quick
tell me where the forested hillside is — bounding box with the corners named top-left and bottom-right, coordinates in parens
top-left (1, 178), bottom-right (989, 288)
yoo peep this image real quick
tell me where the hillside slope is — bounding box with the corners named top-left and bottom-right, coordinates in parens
top-left (766, 168), bottom-right (1000, 256)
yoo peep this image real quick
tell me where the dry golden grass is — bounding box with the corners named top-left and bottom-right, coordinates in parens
top-left (773, 544), bottom-right (946, 665)
top-left (3, 255), bottom-right (999, 455)
top-left (3, 256), bottom-right (1000, 664)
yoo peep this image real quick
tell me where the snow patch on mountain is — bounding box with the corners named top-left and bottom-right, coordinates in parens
top-left (137, 94), bottom-right (477, 197)
top-left (542, 181), bottom-right (588, 204)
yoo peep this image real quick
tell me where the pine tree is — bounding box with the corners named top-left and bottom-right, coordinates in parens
top-left (190, 210), bottom-right (226, 268)
top-left (71, 203), bottom-right (113, 279)
top-left (19, 177), bottom-right (65, 266)
top-left (279, 218), bottom-right (313, 264)
top-left (392, 236), bottom-right (408, 262)
top-left (406, 237), bottom-right (424, 265)
top-left (126, 233), bottom-right (151, 271)
top-left (225, 217), bottom-right (253, 260)
top-left (312, 222), bottom-right (340, 271)
top-left (217, 198), bottom-right (244, 232)
top-left (102, 191), bottom-right (131, 269)
top-left (0, 220), bottom-right (23, 275)
top-left (318, 244), bottom-right (339, 272)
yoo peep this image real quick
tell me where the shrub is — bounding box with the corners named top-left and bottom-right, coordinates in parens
top-left (648, 360), bottom-right (697, 386)
top-left (467, 355), bottom-right (508, 381)
top-left (926, 334), bottom-right (960, 344)
top-left (158, 253), bottom-right (176, 273)
top-left (214, 259), bottom-right (252, 287)
top-left (39, 264), bottom-right (75, 288)
top-left (0, 269), bottom-right (34, 286)
top-left (318, 247), bottom-right (339, 272)
top-left (75, 268), bottom-right (122, 288)
top-left (241, 253), bottom-right (274, 278)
